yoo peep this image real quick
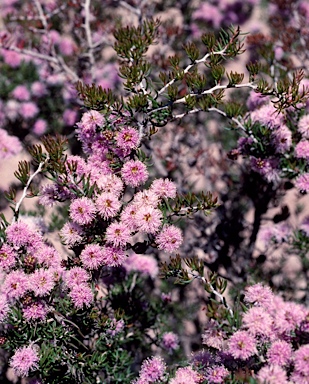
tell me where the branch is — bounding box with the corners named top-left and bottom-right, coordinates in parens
top-left (12, 157), bottom-right (50, 223)
top-left (83, 0), bottom-right (95, 81)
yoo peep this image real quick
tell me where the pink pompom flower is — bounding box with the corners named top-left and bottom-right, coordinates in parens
top-left (10, 345), bottom-right (39, 377)
top-left (69, 197), bottom-right (96, 225)
top-left (121, 160), bottom-right (149, 187)
top-left (155, 225), bottom-right (183, 253)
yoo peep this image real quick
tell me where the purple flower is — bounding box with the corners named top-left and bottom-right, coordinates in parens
top-left (10, 345), bottom-right (39, 377)
top-left (139, 356), bottom-right (166, 382)
top-left (161, 332), bottom-right (179, 352)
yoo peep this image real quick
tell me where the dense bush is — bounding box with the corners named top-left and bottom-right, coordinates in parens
top-left (0, 0), bottom-right (309, 383)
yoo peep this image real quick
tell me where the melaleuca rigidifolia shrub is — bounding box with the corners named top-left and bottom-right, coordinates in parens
top-left (0, 2), bottom-right (309, 384)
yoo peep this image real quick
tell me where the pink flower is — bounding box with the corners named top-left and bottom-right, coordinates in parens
top-left (275, 302), bottom-right (307, 334)
top-left (155, 225), bottom-right (183, 253)
top-left (38, 183), bottom-right (58, 207)
top-left (120, 203), bottom-right (139, 231)
top-left (0, 294), bottom-right (9, 322)
top-left (133, 190), bottom-right (160, 208)
top-left (250, 103), bottom-right (284, 129)
top-left (105, 222), bottom-right (131, 247)
top-left (202, 319), bottom-right (224, 350)
top-left (12, 85), bottom-right (30, 101)
top-left (23, 302), bottom-right (49, 321)
top-left (69, 283), bottom-right (93, 308)
top-left (121, 160), bottom-right (149, 187)
top-left (35, 245), bottom-right (61, 268)
top-left (96, 193), bottom-right (121, 219)
top-left (0, 244), bottom-right (17, 271)
top-left (161, 332), bottom-right (179, 352)
top-left (150, 178), bottom-right (177, 199)
top-left (294, 345), bottom-right (309, 376)
top-left (205, 365), bottom-right (229, 383)
top-left (69, 197), bottom-right (96, 225)
top-left (242, 307), bottom-right (273, 337)
top-left (32, 119), bottom-right (47, 135)
top-left (116, 127), bottom-right (140, 153)
top-left (96, 174), bottom-right (123, 196)
top-left (256, 365), bottom-right (288, 384)
top-left (80, 244), bottom-right (105, 270)
top-left (246, 91), bottom-right (269, 111)
top-left (64, 267), bottom-right (90, 289)
top-left (295, 173), bottom-right (309, 193)
top-left (169, 366), bottom-right (201, 384)
top-left (77, 110), bottom-right (104, 131)
top-left (102, 246), bottom-right (127, 267)
top-left (298, 114), bottom-right (309, 138)
top-left (30, 268), bottom-right (55, 296)
top-left (250, 157), bottom-right (280, 183)
top-left (63, 109), bottom-right (78, 125)
top-left (60, 222), bottom-right (83, 246)
top-left (244, 283), bottom-right (274, 307)
top-left (1, 49), bottom-right (22, 67)
top-left (267, 340), bottom-right (292, 366)
top-left (6, 221), bottom-right (42, 249)
top-left (31, 81), bottom-right (47, 97)
top-left (228, 330), bottom-right (257, 360)
top-left (139, 356), bottom-right (166, 382)
top-left (192, 3), bottom-right (223, 29)
top-left (123, 253), bottom-right (159, 278)
top-left (10, 345), bottom-right (39, 377)
top-left (58, 36), bottom-right (76, 56)
top-left (135, 206), bottom-right (163, 234)
top-left (271, 125), bottom-right (292, 153)
top-left (295, 140), bottom-right (309, 160)
top-left (2, 270), bottom-right (29, 299)
top-left (0, 128), bottom-right (22, 159)
top-left (20, 102), bottom-right (39, 119)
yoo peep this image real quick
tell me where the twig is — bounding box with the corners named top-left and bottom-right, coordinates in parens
top-left (83, 0), bottom-right (95, 81)
top-left (12, 157), bottom-right (50, 223)
top-left (190, 271), bottom-right (234, 317)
